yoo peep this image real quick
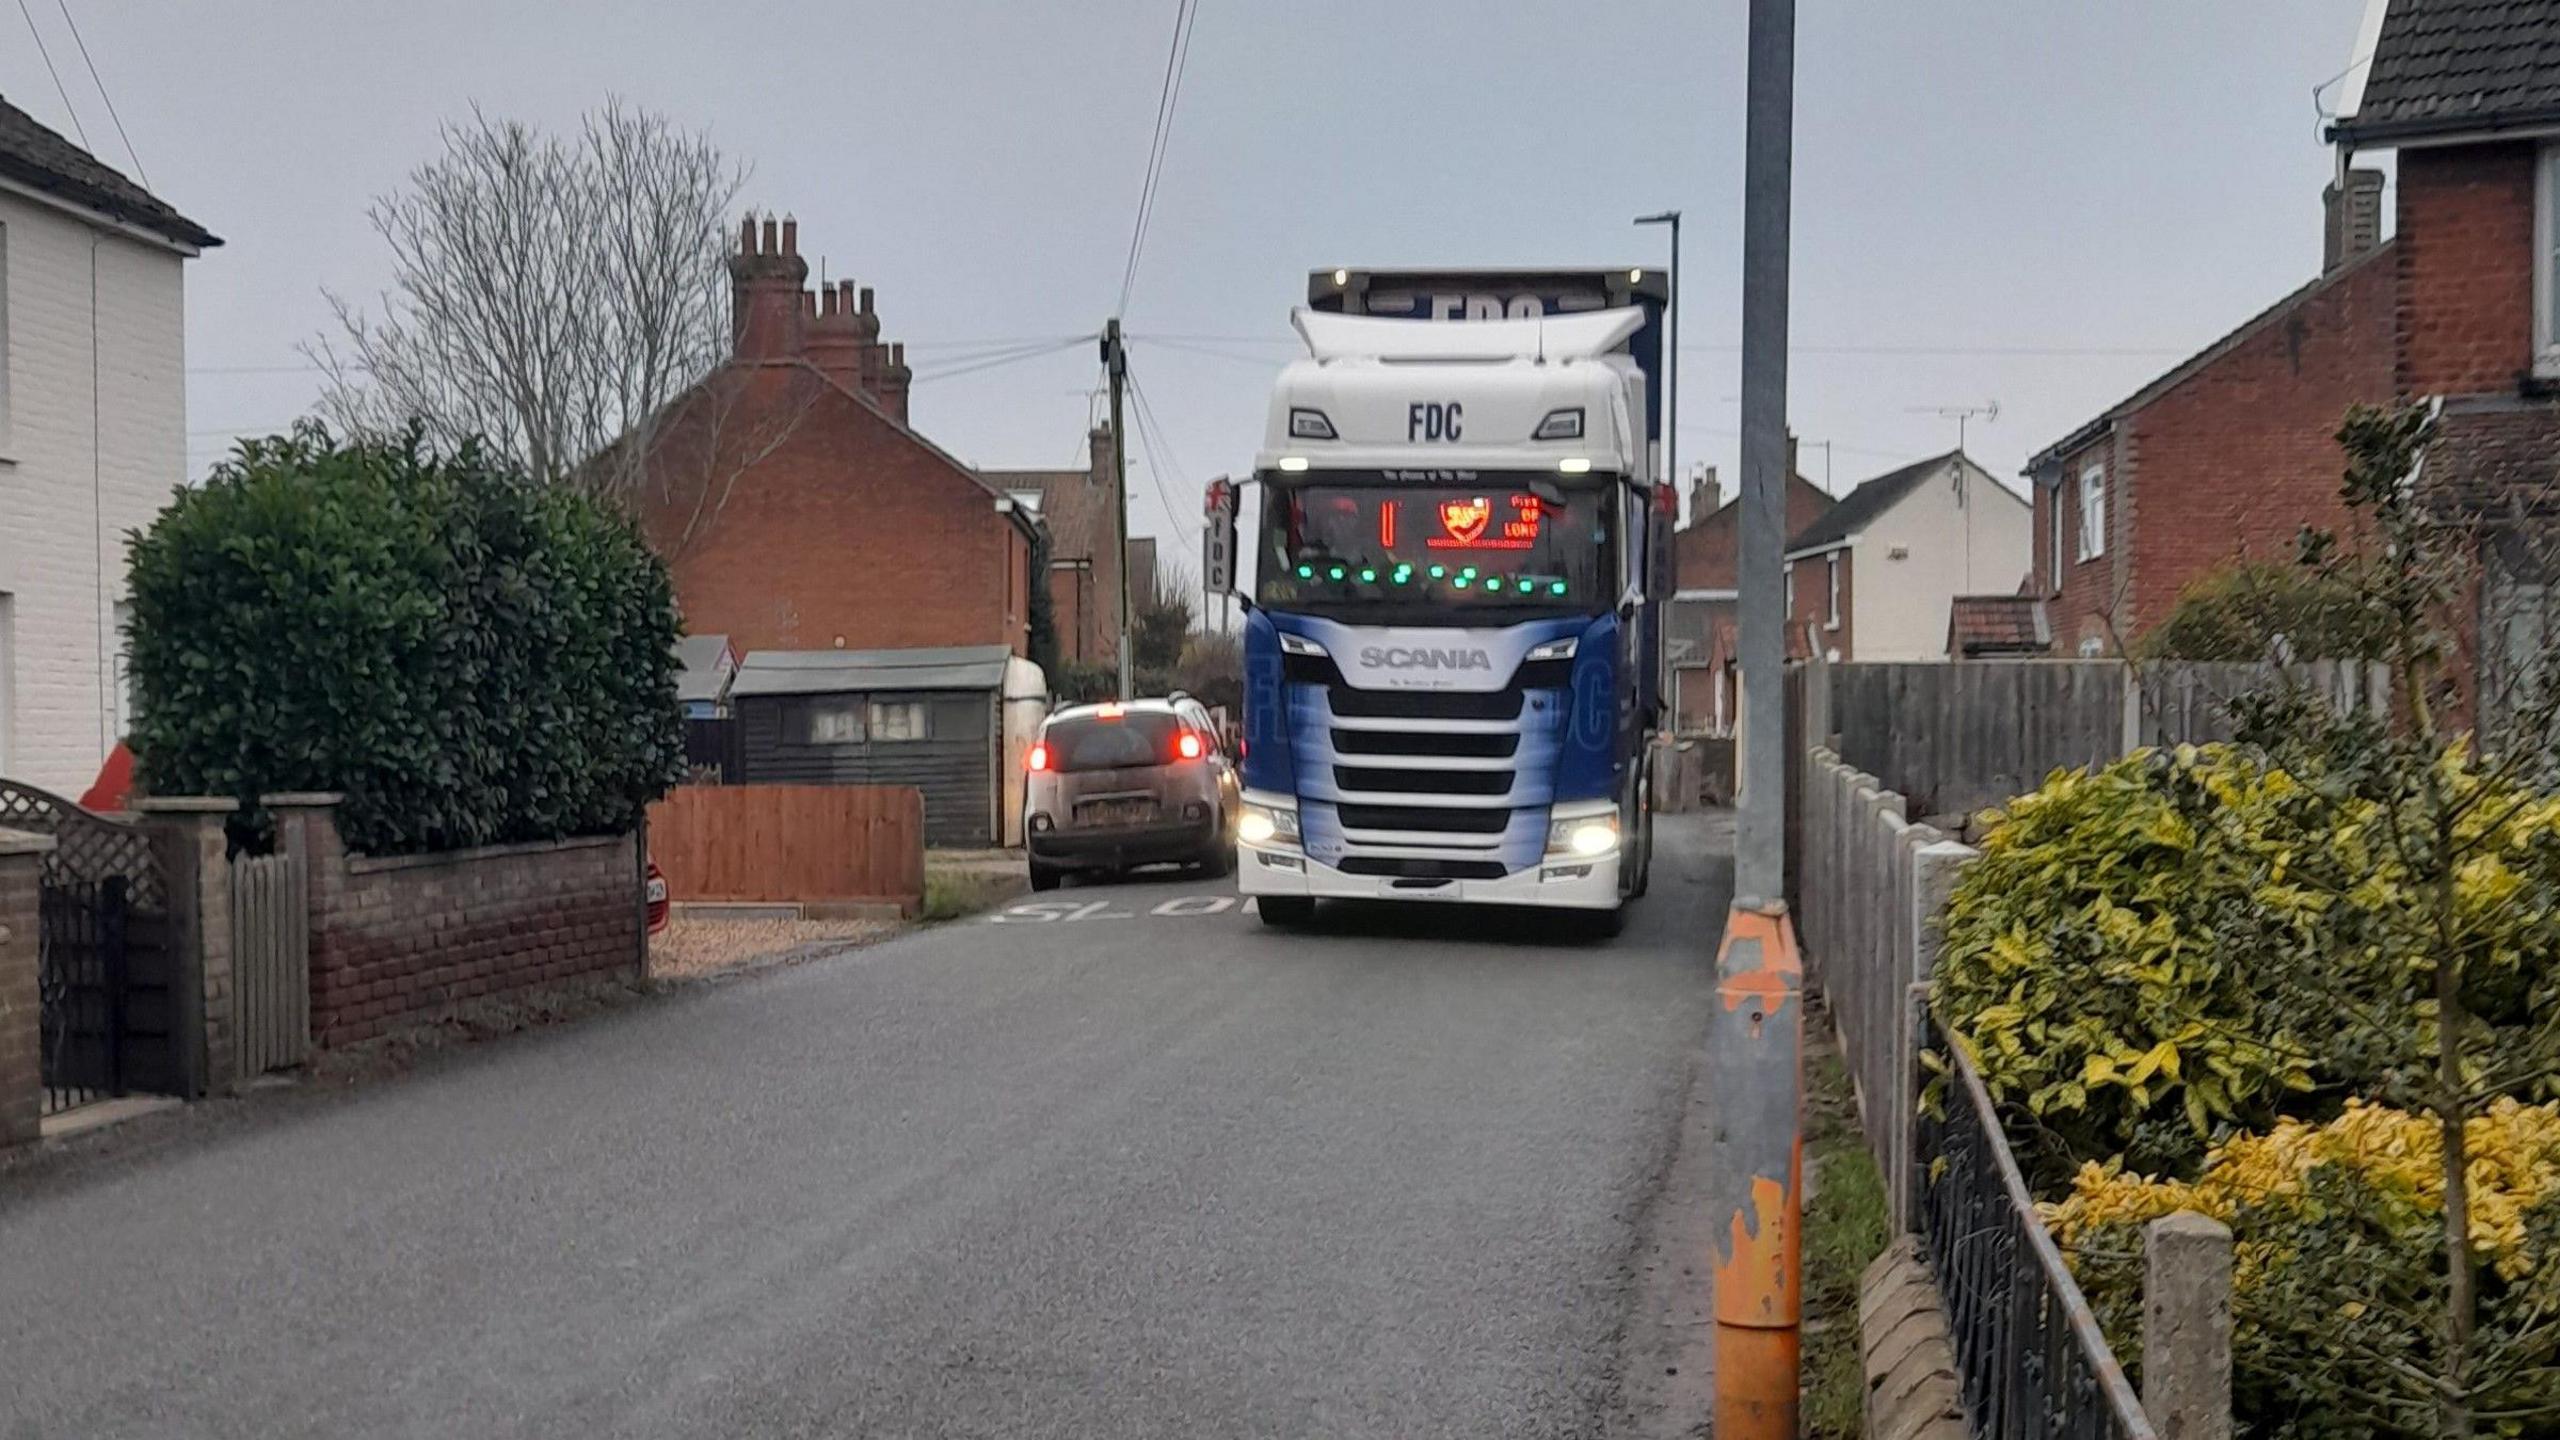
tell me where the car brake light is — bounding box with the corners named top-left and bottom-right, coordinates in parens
top-left (1028, 743), bottom-right (1050, 772)
top-left (1177, 731), bottom-right (1204, 761)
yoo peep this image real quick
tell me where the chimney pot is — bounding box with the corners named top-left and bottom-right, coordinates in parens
top-left (859, 287), bottom-right (875, 316)
top-left (891, 342), bottom-right (906, 367)
top-left (780, 216), bottom-right (798, 255)
top-left (820, 286), bottom-right (838, 318)
top-left (739, 213), bottom-right (758, 254)
top-left (760, 216), bottom-right (780, 255)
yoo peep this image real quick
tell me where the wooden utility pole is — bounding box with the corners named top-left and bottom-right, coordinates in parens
top-left (1104, 317), bottom-right (1133, 700)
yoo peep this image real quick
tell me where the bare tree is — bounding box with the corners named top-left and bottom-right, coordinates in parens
top-left (308, 100), bottom-right (748, 503)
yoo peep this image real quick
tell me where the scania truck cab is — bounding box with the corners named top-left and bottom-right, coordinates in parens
top-left (1231, 269), bottom-right (1671, 933)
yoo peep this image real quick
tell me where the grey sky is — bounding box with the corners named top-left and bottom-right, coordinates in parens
top-left (7, 0), bottom-right (2374, 560)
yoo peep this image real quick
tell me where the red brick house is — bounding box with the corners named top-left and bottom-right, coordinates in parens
top-left (979, 431), bottom-right (1142, 672)
top-left (634, 216), bottom-right (1040, 659)
top-left (2022, 177), bottom-right (2398, 656)
top-left (1669, 451), bottom-right (1836, 731)
top-left (2330, 0), bottom-right (2560, 727)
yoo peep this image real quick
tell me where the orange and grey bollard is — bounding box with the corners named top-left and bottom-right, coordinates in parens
top-left (1708, 898), bottom-right (1803, 1439)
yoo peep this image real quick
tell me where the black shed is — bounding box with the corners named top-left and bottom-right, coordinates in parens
top-left (730, 645), bottom-right (1022, 848)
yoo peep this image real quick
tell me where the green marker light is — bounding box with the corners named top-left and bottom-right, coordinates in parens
top-left (1484, 577), bottom-right (1504, 593)
top-left (1296, 564), bottom-right (1313, 579)
top-left (1454, 576), bottom-right (1472, 589)
top-left (1327, 566), bottom-right (1345, 581)
top-left (1460, 567), bottom-right (1477, 580)
top-left (1549, 580), bottom-right (1568, 596)
top-left (1428, 565), bottom-right (1446, 579)
top-left (1359, 568), bottom-right (1376, 583)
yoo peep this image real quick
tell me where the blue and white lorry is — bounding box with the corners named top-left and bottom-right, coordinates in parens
top-left (1219, 267), bottom-right (1673, 932)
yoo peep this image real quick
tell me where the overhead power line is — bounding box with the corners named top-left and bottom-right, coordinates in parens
top-left (14, 0), bottom-right (90, 149)
top-left (1115, 0), bottom-right (1197, 317)
top-left (54, 0), bottom-right (145, 185)
top-left (1120, 364), bottom-right (1191, 540)
top-left (908, 334), bottom-right (1096, 385)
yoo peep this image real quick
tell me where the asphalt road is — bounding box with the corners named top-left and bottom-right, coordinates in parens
top-left (0, 816), bottom-right (1731, 1440)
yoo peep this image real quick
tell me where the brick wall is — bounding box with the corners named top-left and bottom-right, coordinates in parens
top-left (1673, 471), bottom-right (1835, 590)
top-left (642, 365), bottom-right (1031, 656)
top-left (1786, 548), bottom-right (1852, 659)
top-left (0, 832), bottom-right (47, 1146)
top-left (2397, 143), bottom-right (2537, 398)
top-left (2127, 247), bottom-right (2396, 635)
top-left (278, 802), bottom-right (640, 1049)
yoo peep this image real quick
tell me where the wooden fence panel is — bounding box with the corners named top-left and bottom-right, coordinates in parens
top-left (645, 785), bottom-right (926, 908)
top-left (231, 850), bottom-right (310, 1078)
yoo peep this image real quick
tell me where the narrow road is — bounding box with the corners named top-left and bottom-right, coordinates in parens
top-left (1, 816), bottom-right (1731, 1440)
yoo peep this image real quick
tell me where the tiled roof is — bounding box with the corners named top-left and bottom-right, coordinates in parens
top-left (2334, 0), bottom-right (2560, 143)
top-left (0, 93), bottom-right (218, 248)
top-left (1786, 452), bottom-right (1963, 554)
top-left (982, 464), bottom-right (1111, 564)
top-left (1947, 595), bottom-right (2052, 657)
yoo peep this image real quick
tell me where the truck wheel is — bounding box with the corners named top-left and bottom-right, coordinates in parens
top-left (1257, 896), bottom-right (1315, 927)
top-left (1029, 861), bottom-right (1063, 893)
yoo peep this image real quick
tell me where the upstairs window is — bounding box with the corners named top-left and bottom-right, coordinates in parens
top-left (2541, 145), bottom-right (2560, 377)
top-left (2077, 462), bottom-right (2106, 561)
top-left (1825, 554), bottom-right (1841, 630)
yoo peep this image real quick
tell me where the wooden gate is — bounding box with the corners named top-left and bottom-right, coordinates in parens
top-left (231, 851), bottom-right (310, 1077)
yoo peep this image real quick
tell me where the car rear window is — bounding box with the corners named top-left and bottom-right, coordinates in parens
top-left (1044, 712), bottom-right (1183, 772)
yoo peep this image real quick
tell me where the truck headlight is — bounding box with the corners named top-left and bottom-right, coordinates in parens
top-left (1524, 636), bottom-right (1578, 662)
top-left (1289, 407), bottom-right (1339, 441)
top-left (1240, 802), bottom-right (1300, 847)
top-left (1546, 813), bottom-right (1618, 858)
top-left (1533, 407), bottom-right (1585, 441)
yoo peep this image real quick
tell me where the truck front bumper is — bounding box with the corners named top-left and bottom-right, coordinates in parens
top-left (1235, 843), bottom-right (1621, 911)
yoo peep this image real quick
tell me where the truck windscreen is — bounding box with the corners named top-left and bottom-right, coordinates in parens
top-left (1256, 472), bottom-right (1615, 617)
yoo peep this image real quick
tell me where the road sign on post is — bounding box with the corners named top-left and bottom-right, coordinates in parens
top-left (1202, 476), bottom-right (1238, 597)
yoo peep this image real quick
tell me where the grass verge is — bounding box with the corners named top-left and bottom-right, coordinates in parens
top-left (1802, 1008), bottom-right (1892, 1440)
top-left (921, 865), bottom-right (1023, 922)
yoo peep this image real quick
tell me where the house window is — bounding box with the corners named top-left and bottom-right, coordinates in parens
top-left (1784, 562), bottom-right (1795, 618)
top-left (1825, 555), bottom-right (1841, 631)
top-left (0, 222), bottom-right (11, 454)
top-left (2077, 461), bottom-right (2106, 561)
top-left (2047, 485), bottom-right (2065, 590)
top-left (869, 699), bottom-right (929, 742)
top-left (2541, 145), bottom-right (2560, 376)
top-left (797, 699), bottom-right (864, 745)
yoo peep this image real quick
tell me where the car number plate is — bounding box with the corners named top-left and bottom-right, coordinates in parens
top-left (1078, 799), bottom-right (1157, 827)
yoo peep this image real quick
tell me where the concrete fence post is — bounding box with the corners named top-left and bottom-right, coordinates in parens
top-left (135, 797), bottom-right (239, 1098)
top-left (0, 829), bottom-right (57, 1147)
top-left (1902, 839), bottom-right (1977, 1231)
top-left (2142, 1210), bottom-right (2234, 1440)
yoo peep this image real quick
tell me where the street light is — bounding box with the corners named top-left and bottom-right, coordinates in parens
top-left (1633, 210), bottom-right (1681, 511)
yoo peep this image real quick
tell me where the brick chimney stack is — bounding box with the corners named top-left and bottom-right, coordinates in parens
top-left (2323, 169), bottom-right (2386, 272)
top-left (805, 278), bottom-right (879, 390)
top-left (1687, 464), bottom-right (1721, 523)
top-left (729, 212), bottom-right (809, 360)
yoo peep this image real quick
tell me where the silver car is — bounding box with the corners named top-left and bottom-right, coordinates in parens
top-left (1024, 697), bottom-right (1239, 890)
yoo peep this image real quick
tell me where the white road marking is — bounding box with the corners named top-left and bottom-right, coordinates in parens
top-left (986, 892), bottom-right (1237, 923)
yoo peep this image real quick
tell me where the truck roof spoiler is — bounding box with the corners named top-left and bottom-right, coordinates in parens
top-left (1289, 306), bottom-right (1645, 364)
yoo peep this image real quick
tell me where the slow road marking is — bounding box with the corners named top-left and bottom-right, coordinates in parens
top-left (986, 894), bottom-right (1243, 923)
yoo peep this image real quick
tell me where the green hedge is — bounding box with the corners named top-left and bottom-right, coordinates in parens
top-left (125, 424), bottom-right (685, 854)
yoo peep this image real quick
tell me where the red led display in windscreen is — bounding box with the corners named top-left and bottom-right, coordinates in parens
top-left (1367, 494), bottom-right (1546, 552)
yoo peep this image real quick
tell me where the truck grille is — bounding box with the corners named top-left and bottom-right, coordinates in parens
top-left (1334, 804), bottom-right (1511, 835)
top-left (1331, 729), bottom-right (1517, 759)
top-left (1333, 766), bottom-right (1511, 797)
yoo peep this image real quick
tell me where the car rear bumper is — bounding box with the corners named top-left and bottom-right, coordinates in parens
top-left (1235, 843), bottom-right (1620, 910)
top-left (1030, 815), bottom-right (1220, 870)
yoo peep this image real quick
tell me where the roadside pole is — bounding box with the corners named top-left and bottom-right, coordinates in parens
top-left (1105, 317), bottom-right (1134, 700)
top-left (1713, 0), bottom-right (1804, 1435)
